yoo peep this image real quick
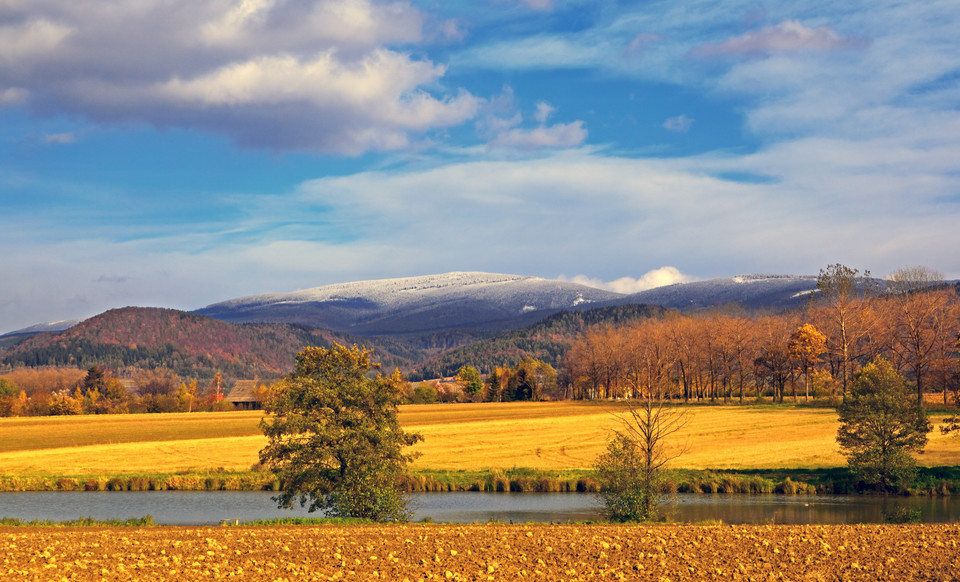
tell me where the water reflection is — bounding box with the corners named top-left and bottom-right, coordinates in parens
top-left (1, 492), bottom-right (959, 525)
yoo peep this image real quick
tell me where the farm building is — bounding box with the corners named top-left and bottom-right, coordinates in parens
top-left (226, 380), bottom-right (264, 410)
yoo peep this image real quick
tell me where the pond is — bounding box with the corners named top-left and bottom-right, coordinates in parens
top-left (2, 492), bottom-right (959, 525)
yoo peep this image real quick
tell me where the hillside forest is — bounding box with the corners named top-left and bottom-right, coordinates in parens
top-left (1, 265), bottom-right (959, 416)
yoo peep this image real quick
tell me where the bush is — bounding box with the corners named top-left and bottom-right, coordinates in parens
top-left (882, 506), bottom-right (922, 524)
top-left (409, 384), bottom-right (440, 404)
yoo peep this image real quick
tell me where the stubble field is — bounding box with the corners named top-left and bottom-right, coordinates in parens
top-left (3, 523), bottom-right (959, 581)
top-left (2, 401), bottom-right (960, 477)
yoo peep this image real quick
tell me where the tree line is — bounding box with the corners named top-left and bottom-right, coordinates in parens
top-left (0, 365), bottom-right (241, 416)
top-left (562, 265), bottom-right (960, 408)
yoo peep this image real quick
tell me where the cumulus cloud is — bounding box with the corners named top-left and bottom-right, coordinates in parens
top-left (693, 20), bottom-right (862, 57)
top-left (663, 114), bottom-right (694, 132)
top-left (0, 19), bottom-right (72, 64)
top-left (562, 267), bottom-right (696, 294)
top-left (0, 0), bottom-right (478, 153)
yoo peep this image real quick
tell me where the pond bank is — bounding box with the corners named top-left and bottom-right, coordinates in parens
top-left (2, 467), bottom-right (960, 496)
top-left (4, 491), bottom-right (960, 525)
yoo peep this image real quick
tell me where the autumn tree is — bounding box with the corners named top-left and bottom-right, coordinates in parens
top-left (510, 358), bottom-right (558, 400)
top-left (259, 343), bottom-right (422, 521)
top-left (79, 365), bottom-right (128, 414)
top-left (837, 358), bottom-right (930, 492)
top-left (753, 315), bottom-right (794, 402)
top-left (813, 264), bottom-right (877, 400)
top-left (176, 380), bottom-right (199, 412)
top-left (789, 323), bottom-right (827, 400)
top-left (0, 378), bottom-right (26, 417)
top-left (486, 366), bottom-right (510, 402)
top-left (885, 266), bottom-right (952, 409)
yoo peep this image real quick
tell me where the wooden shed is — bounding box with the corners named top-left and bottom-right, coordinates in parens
top-left (226, 380), bottom-right (263, 410)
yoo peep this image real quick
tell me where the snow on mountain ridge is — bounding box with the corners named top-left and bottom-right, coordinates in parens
top-left (204, 272), bottom-right (596, 311)
top-left (731, 274), bottom-right (807, 284)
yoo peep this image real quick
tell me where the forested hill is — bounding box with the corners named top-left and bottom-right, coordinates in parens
top-left (0, 307), bottom-right (418, 381)
top-left (410, 304), bottom-right (671, 380)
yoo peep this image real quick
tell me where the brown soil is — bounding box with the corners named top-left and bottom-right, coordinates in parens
top-left (2, 523), bottom-right (958, 580)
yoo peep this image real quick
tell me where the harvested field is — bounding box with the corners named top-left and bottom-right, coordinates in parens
top-left (2, 523), bottom-right (959, 580)
top-left (2, 403), bottom-right (959, 477)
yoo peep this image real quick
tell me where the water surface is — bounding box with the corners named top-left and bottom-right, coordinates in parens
top-left (2, 492), bottom-right (959, 525)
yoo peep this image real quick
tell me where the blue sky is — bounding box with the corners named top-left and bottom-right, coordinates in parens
top-left (2, 0), bottom-right (959, 333)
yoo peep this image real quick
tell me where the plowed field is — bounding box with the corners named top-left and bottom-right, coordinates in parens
top-left (3, 523), bottom-right (959, 580)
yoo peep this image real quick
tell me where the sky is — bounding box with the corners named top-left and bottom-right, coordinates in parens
top-left (2, 0), bottom-right (959, 334)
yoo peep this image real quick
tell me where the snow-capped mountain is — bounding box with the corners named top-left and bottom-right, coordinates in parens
top-left (623, 274), bottom-right (819, 311)
top-left (3, 272), bottom-right (823, 341)
top-left (0, 319), bottom-right (84, 340)
top-left (193, 272), bottom-right (624, 335)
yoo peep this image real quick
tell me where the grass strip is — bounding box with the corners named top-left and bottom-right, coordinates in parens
top-left (3, 467), bottom-right (960, 495)
top-left (0, 516), bottom-right (157, 527)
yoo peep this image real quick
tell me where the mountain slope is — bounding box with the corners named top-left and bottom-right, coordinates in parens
top-left (624, 274), bottom-right (818, 312)
top-left (0, 307), bottom-right (417, 380)
top-left (194, 272), bottom-right (624, 335)
top-left (411, 303), bottom-right (672, 380)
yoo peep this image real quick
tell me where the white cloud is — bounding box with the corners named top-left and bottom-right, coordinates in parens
top-left (477, 90), bottom-right (585, 150)
top-left (4, 132), bottom-right (960, 332)
top-left (453, 34), bottom-right (610, 70)
top-left (489, 121), bottom-right (586, 149)
top-left (0, 0), bottom-right (474, 153)
top-left (562, 267), bottom-right (696, 294)
top-left (0, 19), bottom-right (72, 64)
top-left (533, 101), bottom-right (555, 124)
top-left (663, 114), bottom-right (694, 132)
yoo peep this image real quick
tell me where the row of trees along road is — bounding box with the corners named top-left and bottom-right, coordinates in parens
top-left (563, 265), bottom-right (960, 410)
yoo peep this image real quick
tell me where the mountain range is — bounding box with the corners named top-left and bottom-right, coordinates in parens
top-left (1, 272), bottom-right (820, 380)
top-left (192, 272), bottom-right (818, 334)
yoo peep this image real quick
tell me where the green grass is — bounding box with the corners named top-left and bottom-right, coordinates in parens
top-left (0, 516), bottom-right (157, 527)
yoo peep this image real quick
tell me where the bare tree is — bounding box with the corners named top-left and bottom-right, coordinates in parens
top-left (813, 264), bottom-right (878, 400)
top-left (594, 396), bottom-right (688, 521)
top-left (886, 266), bottom-right (951, 409)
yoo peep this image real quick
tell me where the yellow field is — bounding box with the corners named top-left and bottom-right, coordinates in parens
top-left (1, 402), bottom-right (959, 476)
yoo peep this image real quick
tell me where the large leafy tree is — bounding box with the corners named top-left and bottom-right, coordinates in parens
top-left (836, 358), bottom-right (930, 493)
top-left (259, 343), bottom-right (422, 522)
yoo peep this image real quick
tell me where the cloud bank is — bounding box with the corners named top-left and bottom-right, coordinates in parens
top-left (562, 267), bottom-right (696, 294)
top-left (0, 0), bottom-right (479, 153)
